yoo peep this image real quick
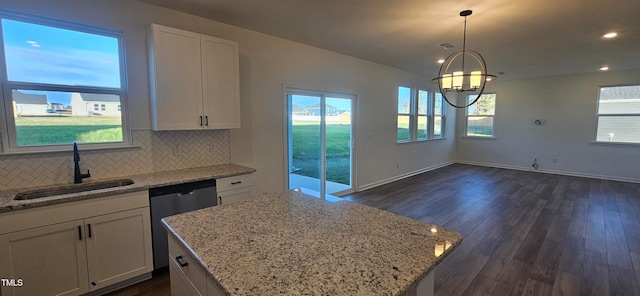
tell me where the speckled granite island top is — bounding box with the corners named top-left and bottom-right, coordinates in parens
top-left (162, 191), bottom-right (462, 296)
top-left (0, 163), bottom-right (255, 213)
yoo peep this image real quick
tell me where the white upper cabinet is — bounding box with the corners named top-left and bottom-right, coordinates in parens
top-left (148, 24), bottom-right (240, 130)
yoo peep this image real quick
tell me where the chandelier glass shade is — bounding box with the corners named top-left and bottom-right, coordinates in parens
top-left (431, 10), bottom-right (496, 108)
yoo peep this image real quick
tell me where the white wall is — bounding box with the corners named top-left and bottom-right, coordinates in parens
top-left (456, 69), bottom-right (640, 182)
top-left (0, 0), bottom-right (455, 193)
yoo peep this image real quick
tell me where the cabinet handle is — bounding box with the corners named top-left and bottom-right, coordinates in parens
top-left (78, 225), bottom-right (82, 240)
top-left (88, 224), bottom-right (92, 238)
top-left (231, 181), bottom-right (242, 185)
top-left (175, 256), bottom-right (189, 267)
top-left (205, 115), bottom-right (209, 126)
top-left (200, 116), bottom-right (203, 126)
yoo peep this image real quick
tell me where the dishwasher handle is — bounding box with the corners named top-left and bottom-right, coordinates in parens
top-left (149, 178), bottom-right (216, 197)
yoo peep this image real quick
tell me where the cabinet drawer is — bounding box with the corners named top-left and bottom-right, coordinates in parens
top-left (216, 174), bottom-right (252, 192)
top-left (168, 235), bottom-right (207, 295)
top-left (169, 252), bottom-right (203, 296)
top-left (218, 188), bottom-right (251, 205)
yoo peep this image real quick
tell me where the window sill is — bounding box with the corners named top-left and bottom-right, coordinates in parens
top-left (417, 137), bottom-right (447, 142)
top-left (589, 141), bottom-right (640, 147)
top-left (0, 143), bottom-right (141, 156)
top-left (461, 136), bottom-right (497, 140)
top-left (396, 137), bottom-right (447, 145)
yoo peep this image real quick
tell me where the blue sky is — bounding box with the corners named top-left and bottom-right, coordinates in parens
top-left (2, 19), bottom-right (120, 106)
top-left (291, 95), bottom-right (352, 112)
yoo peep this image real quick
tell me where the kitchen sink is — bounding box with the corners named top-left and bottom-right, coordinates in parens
top-left (13, 179), bottom-right (135, 200)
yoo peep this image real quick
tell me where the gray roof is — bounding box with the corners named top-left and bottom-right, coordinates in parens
top-left (77, 93), bottom-right (121, 103)
top-left (292, 104), bottom-right (306, 113)
top-left (12, 91), bottom-right (47, 105)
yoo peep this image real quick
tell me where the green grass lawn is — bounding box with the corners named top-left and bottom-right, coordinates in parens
top-left (291, 123), bottom-right (351, 185)
top-left (467, 126), bottom-right (493, 137)
top-left (15, 116), bottom-right (123, 146)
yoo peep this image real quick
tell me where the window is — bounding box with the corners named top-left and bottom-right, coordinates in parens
top-left (417, 90), bottom-right (428, 140)
top-left (0, 15), bottom-right (128, 152)
top-left (397, 86), bottom-right (446, 142)
top-left (397, 86), bottom-right (412, 141)
top-left (466, 93), bottom-right (496, 137)
top-left (596, 85), bottom-right (640, 143)
top-left (434, 93), bottom-right (445, 138)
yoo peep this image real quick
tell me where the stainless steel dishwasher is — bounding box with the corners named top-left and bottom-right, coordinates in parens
top-left (149, 179), bottom-right (217, 273)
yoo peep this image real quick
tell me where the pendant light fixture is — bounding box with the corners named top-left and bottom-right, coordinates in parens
top-left (432, 10), bottom-right (496, 108)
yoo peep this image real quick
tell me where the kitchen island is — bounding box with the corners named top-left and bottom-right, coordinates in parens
top-left (162, 190), bottom-right (462, 296)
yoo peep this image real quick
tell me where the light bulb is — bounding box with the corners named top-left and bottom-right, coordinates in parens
top-left (441, 74), bottom-right (452, 90)
top-left (470, 71), bottom-right (481, 89)
top-left (452, 71), bottom-right (463, 89)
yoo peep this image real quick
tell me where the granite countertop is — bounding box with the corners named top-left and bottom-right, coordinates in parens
top-left (0, 163), bottom-right (256, 213)
top-left (162, 190), bottom-right (463, 296)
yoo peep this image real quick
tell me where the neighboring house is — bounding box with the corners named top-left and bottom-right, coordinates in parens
top-left (291, 103), bottom-right (310, 116)
top-left (70, 93), bottom-right (121, 116)
top-left (597, 98), bottom-right (640, 142)
top-left (49, 103), bottom-right (65, 111)
top-left (12, 90), bottom-right (48, 116)
top-left (306, 103), bottom-right (337, 116)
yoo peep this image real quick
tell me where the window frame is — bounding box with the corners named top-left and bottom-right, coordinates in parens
top-left (594, 84), bottom-right (640, 144)
top-left (465, 93), bottom-right (496, 138)
top-left (396, 86), bottom-right (446, 143)
top-left (396, 85), bottom-right (415, 142)
top-left (0, 12), bottom-right (131, 153)
top-left (432, 92), bottom-right (446, 139)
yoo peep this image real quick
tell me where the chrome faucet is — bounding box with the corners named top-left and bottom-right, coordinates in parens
top-left (73, 142), bottom-right (91, 184)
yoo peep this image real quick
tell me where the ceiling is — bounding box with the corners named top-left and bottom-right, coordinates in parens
top-left (139, 0), bottom-right (640, 81)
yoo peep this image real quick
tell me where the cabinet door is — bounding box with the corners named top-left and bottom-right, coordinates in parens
top-left (0, 220), bottom-right (89, 296)
top-left (149, 24), bottom-right (204, 130)
top-left (84, 208), bottom-right (153, 291)
top-left (201, 35), bottom-right (240, 129)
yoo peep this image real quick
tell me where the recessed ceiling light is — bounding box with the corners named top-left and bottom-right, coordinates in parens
top-left (437, 59), bottom-right (445, 64)
top-left (600, 66), bottom-right (609, 71)
top-left (603, 32), bottom-right (617, 39)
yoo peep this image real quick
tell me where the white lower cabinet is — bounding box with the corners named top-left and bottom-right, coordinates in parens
top-left (0, 191), bottom-right (153, 296)
top-left (0, 220), bottom-right (89, 296)
top-left (217, 174), bottom-right (253, 205)
top-left (168, 235), bottom-right (224, 296)
top-left (85, 208), bottom-right (152, 290)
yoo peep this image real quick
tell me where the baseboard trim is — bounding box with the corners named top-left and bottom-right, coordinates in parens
top-left (456, 160), bottom-right (640, 184)
top-left (358, 161), bottom-right (455, 191)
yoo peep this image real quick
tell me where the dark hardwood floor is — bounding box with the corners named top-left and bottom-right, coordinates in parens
top-left (109, 164), bottom-right (640, 295)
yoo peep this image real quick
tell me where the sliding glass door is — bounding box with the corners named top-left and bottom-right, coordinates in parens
top-left (287, 90), bottom-right (354, 197)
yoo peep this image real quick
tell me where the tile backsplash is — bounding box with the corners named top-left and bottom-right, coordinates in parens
top-left (0, 129), bottom-right (230, 191)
